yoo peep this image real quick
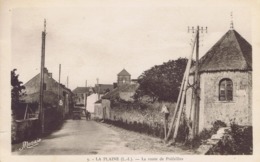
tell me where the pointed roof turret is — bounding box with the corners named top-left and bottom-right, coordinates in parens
top-left (193, 29), bottom-right (252, 73)
top-left (118, 69), bottom-right (131, 76)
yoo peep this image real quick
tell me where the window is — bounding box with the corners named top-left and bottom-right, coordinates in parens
top-left (219, 78), bottom-right (233, 101)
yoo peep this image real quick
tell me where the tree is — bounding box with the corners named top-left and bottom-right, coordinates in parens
top-left (134, 58), bottom-right (191, 102)
top-left (11, 69), bottom-right (25, 110)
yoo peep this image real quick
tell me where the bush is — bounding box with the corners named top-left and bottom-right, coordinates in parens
top-left (183, 120), bottom-right (227, 148)
top-left (207, 122), bottom-right (253, 155)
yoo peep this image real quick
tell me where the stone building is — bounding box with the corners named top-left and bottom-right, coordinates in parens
top-left (186, 29), bottom-right (252, 132)
top-left (72, 87), bottom-right (92, 106)
top-left (22, 68), bottom-right (73, 117)
top-left (117, 69), bottom-right (131, 87)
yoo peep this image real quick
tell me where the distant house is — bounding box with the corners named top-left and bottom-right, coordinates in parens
top-left (186, 29), bottom-right (252, 132)
top-left (22, 68), bottom-right (73, 117)
top-left (94, 84), bottom-right (114, 95)
top-left (86, 93), bottom-right (99, 113)
top-left (72, 87), bottom-right (93, 106)
top-left (102, 84), bottom-right (139, 102)
top-left (117, 69), bottom-right (131, 87)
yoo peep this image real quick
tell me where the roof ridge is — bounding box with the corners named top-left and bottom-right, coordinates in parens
top-left (232, 30), bottom-right (252, 69)
top-left (195, 30), bottom-right (230, 71)
top-left (24, 73), bottom-right (40, 85)
top-left (118, 69), bottom-right (131, 76)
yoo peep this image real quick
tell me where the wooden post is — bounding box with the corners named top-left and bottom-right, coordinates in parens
top-left (24, 104), bottom-right (28, 120)
top-left (166, 70), bottom-right (186, 141)
top-left (85, 80), bottom-right (88, 113)
top-left (173, 57), bottom-right (194, 141)
top-left (39, 19), bottom-right (46, 134)
top-left (164, 115), bottom-right (167, 140)
top-left (161, 104), bottom-right (169, 140)
top-left (97, 78), bottom-right (100, 100)
top-left (58, 64), bottom-right (61, 100)
top-left (192, 26), bottom-right (207, 138)
top-left (67, 76), bottom-right (69, 88)
top-left (193, 26), bottom-right (200, 137)
top-left (165, 32), bottom-right (197, 142)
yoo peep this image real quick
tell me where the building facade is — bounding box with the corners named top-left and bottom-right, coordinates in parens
top-left (72, 87), bottom-right (91, 106)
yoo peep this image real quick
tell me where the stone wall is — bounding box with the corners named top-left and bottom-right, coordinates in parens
top-left (186, 71), bottom-right (252, 132)
top-left (12, 118), bottom-right (40, 143)
top-left (109, 102), bottom-right (176, 129)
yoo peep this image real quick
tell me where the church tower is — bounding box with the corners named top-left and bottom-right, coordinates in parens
top-left (117, 69), bottom-right (131, 87)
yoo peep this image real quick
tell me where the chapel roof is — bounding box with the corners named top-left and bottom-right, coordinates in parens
top-left (192, 29), bottom-right (252, 73)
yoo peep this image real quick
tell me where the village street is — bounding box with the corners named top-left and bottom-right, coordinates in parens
top-left (12, 118), bottom-right (196, 155)
top-left (13, 118), bottom-right (137, 155)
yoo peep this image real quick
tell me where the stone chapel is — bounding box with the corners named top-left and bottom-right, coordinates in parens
top-left (186, 28), bottom-right (252, 132)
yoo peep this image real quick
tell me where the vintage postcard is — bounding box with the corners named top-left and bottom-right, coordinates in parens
top-left (1, 0), bottom-right (260, 162)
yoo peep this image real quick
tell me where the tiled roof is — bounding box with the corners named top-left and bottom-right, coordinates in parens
top-left (94, 84), bottom-right (114, 94)
top-left (72, 87), bottom-right (89, 94)
top-left (191, 29), bottom-right (252, 73)
top-left (102, 83), bottom-right (139, 100)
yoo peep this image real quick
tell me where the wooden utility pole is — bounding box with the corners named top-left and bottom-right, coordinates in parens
top-left (85, 80), bottom-right (88, 110)
top-left (166, 31), bottom-right (197, 142)
top-left (97, 78), bottom-right (100, 100)
top-left (191, 26), bottom-right (207, 138)
top-left (58, 64), bottom-right (61, 100)
top-left (39, 19), bottom-right (47, 134)
top-left (166, 26), bottom-right (207, 142)
top-left (67, 76), bottom-right (69, 88)
top-left (193, 26), bottom-right (200, 137)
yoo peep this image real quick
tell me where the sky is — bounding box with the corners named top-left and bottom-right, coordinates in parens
top-left (10, 0), bottom-right (252, 90)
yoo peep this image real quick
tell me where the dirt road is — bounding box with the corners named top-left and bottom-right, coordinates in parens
top-left (13, 119), bottom-right (137, 155)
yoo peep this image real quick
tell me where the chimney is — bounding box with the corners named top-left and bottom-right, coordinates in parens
top-left (43, 67), bottom-right (48, 73)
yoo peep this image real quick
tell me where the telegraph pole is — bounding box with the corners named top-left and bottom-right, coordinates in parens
top-left (39, 19), bottom-right (47, 134)
top-left (67, 76), bottom-right (69, 88)
top-left (58, 64), bottom-right (61, 100)
top-left (165, 26), bottom-right (207, 143)
top-left (85, 80), bottom-right (88, 110)
top-left (97, 78), bottom-right (100, 100)
top-left (188, 26), bottom-right (207, 138)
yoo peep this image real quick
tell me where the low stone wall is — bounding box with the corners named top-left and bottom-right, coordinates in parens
top-left (107, 102), bottom-right (176, 138)
top-left (11, 106), bottom-right (64, 144)
top-left (12, 118), bottom-right (40, 144)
